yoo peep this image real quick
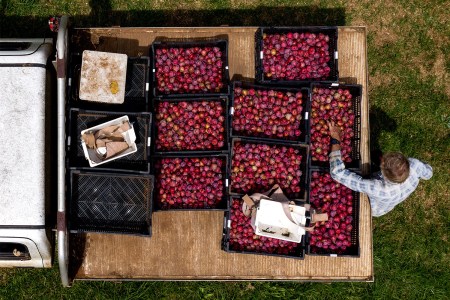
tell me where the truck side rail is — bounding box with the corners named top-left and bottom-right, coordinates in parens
top-left (56, 15), bottom-right (70, 287)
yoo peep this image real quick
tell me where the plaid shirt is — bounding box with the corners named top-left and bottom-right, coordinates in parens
top-left (329, 150), bottom-right (433, 217)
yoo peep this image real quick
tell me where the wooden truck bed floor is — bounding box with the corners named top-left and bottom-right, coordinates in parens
top-left (69, 27), bottom-right (372, 281)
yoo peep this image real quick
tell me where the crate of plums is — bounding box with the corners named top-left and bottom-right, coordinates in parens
top-left (221, 195), bottom-right (307, 260)
top-left (255, 27), bottom-right (338, 85)
top-left (152, 154), bottom-right (229, 210)
top-left (152, 97), bottom-right (229, 155)
top-left (151, 39), bottom-right (230, 98)
top-left (229, 138), bottom-right (309, 200)
top-left (230, 81), bottom-right (310, 144)
top-left (306, 168), bottom-right (360, 257)
top-left (309, 83), bottom-right (362, 169)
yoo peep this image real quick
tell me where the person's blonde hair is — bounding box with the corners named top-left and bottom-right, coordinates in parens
top-left (381, 152), bottom-right (410, 183)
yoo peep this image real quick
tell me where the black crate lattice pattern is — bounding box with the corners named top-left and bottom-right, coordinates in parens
top-left (70, 173), bottom-right (153, 235)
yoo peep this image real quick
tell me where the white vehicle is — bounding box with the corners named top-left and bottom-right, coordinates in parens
top-left (0, 17), bottom-right (69, 285)
top-left (0, 37), bottom-right (55, 268)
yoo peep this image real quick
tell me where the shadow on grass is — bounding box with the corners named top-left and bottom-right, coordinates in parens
top-left (1, 4), bottom-right (346, 37)
top-left (369, 106), bottom-right (397, 171)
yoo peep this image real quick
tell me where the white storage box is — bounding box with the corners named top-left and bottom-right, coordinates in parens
top-left (254, 199), bottom-right (307, 243)
top-left (80, 115), bottom-right (137, 167)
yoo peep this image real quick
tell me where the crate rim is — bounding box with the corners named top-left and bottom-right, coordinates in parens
top-left (152, 39), bottom-right (229, 46)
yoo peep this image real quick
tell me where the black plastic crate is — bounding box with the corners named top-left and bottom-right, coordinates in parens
top-left (221, 196), bottom-right (305, 260)
top-left (151, 39), bottom-right (230, 98)
top-left (152, 97), bottom-right (229, 155)
top-left (309, 83), bottom-right (362, 169)
top-left (67, 108), bottom-right (151, 173)
top-left (69, 171), bottom-right (154, 236)
top-left (229, 138), bottom-right (309, 200)
top-left (67, 53), bottom-right (150, 112)
top-left (230, 81), bottom-right (310, 144)
top-left (152, 154), bottom-right (229, 211)
top-left (255, 27), bottom-right (338, 85)
top-left (305, 167), bottom-right (360, 257)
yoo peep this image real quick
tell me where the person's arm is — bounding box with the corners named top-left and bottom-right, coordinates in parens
top-left (328, 121), bottom-right (377, 195)
top-left (328, 120), bottom-right (341, 153)
top-left (330, 150), bottom-right (377, 194)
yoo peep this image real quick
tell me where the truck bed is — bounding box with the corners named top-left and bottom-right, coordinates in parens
top-left (68, 27), bottom-right (372, 281)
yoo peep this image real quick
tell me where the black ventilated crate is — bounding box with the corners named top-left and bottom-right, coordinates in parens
top-left (152, 154), bottom-right (229, 211)
top-left (229, 138), bottom-right (309, 200)
top-left (221, 196), bottom-right (305, 260)
top-left (152, 97), bottom-right (229, 154)
top-left (305, 167), bottom-right (360, 257)
top-left (68, 53), bottom-right (150, 111)
top-left (67, 108), bottom-right (151, 174)
top-left (309, 83), bottom-right (362, 169)
top-left (255, 27), bottom-right (338, 85)
top-left (230, 81), bottom-right (310, 144)
top-left (151, 39), bottom-right (230, 98)
top-left (69, 171), bottom-right (154, 236)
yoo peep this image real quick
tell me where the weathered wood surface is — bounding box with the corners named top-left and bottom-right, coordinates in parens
top-left (70, 27), bottom-right (373, 281)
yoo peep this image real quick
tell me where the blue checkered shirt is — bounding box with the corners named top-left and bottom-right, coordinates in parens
top-left (329, 150), bottom-right (433, 217)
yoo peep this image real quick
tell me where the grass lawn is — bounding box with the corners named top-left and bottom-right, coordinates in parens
top-left (1, 0), bottom-right (449, 299)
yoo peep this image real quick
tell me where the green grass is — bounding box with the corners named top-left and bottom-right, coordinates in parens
top-left (1, 0), bottom-right (449, 299)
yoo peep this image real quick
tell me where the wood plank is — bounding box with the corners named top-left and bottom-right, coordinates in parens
top-left (70, 26), bottom-right (373, 281)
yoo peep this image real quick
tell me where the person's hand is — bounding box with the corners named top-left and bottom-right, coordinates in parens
top-left (327, 120), bottom-right (341, 141)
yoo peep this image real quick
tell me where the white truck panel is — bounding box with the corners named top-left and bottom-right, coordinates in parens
top-left (0, 229), bottom-right (51, 268)
top-left (0, 39), bottom-right (52, 62)
top-left (0, 67), bottom-right (47, 226)
top-left (0, 40), bottom-right (53, 270)
top-left (0, 42), bottom-right (52, 226)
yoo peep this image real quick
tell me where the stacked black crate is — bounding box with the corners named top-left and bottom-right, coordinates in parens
top-left (223, 80), bottom-right (311, 259)
top-left (222, 27), bottom-right (339, 259)
top-left (253, 26), bottom-right (362, 257)
top-left (307, 83), bottom-right (362, 257)
top-left (150, 39), bottom-right (231, 211)
top-left (66, 52), bottom-right (154, 236)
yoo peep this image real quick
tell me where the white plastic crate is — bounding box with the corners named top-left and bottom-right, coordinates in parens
top-left (80, 115), bottom-right (137, 167)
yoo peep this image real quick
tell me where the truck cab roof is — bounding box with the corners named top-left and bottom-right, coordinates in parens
top-left (0, 38), bottom-right (53, 227)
